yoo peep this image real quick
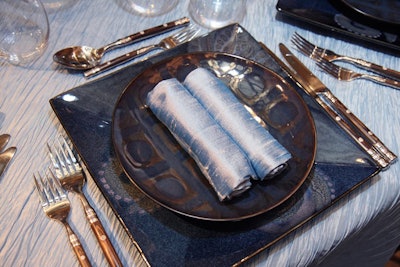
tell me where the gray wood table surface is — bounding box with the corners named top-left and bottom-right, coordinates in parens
top-left (0, 0), bottom-right (399, 266)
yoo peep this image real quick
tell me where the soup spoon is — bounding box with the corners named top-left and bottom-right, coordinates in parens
top-left (53, 17), bottom-right (189, 70)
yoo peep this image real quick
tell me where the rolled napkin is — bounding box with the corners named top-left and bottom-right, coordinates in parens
top-left (184, 68), bottom-right (291, 180)
top-left (146, 78), bottom-right (254, 201)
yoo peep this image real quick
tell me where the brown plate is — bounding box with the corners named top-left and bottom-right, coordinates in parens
top-left (112, 52), bottom-right (316, 221)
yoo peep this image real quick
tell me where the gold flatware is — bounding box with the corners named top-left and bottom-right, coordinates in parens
top-left (84, 24), bottom-right (200, 78)
top-left (0, 134), bottom-right (10, 151)
top-left (0, 134), bottom-right (16, 178)
top-left (278, 43), bottom-right (396, 169)
top-left (33, 171), bottom-right (92, 267)
top-left (0, 147), bottom-right (16, 177)
top-left (316, 58), bottom-right (400, 90)
top-left (291, 33), bottom-right (400, 81)
top-left (48, 137), bottom-right (123, 267)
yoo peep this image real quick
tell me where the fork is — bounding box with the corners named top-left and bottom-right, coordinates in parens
top-left (291, 32), bottom-right (400, 81)
top-left (34, 171), bottom-right (92, 267)
top-left (84, 24), bottom-right (200, 77)
top-left (316, 58), bottom-right (400, 90)
top-left (48, 137), bottom-right (123, 267)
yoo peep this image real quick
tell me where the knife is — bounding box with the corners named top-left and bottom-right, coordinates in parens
top-left (277, 43), bottom-right (396, 169)
top-left (0, 134), bottom-right (10, 152)
top-left (0, 146), bottom-right (16, 177)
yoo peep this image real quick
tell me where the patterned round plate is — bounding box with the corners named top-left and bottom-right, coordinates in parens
top-left (112, 52), bottom-right (316, 221)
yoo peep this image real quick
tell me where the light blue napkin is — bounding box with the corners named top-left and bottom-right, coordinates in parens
top-left (147, 78), bottom-right (254, 201)
top-left (183, 68), bottom-right (291, 180)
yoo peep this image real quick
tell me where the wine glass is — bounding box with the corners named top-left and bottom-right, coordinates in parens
top-left (188, 0), bottom-right (247, 29)
top-left (40, 0), bottom-right (79, 13)
top-left (0, 0), bottom-right (49, 66)
top-left (114, 0), bottom-right (179, 17)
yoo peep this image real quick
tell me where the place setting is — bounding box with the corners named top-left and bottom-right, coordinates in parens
top-left (48, 5), bottom-right (398, 263)
top-left (2, 0), bottom-right (399, 266)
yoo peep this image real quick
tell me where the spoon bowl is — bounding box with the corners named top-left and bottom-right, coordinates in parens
top-left (53, 46), bottom-right (105, 70)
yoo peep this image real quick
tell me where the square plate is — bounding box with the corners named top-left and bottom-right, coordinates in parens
top-left (50, 24), bottom-right (380, 266)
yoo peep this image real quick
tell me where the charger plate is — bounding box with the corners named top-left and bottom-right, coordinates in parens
top-left (339, 0), bottom-right (400, 26)
top-left (276, 0), bottom-right (400, 51)
top-left (112, 52), bottom-right (316, 221)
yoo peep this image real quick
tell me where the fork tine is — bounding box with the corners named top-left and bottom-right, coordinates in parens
top-left (47, 142), bottom-right (65, 178)
top-left (48, 169), bottom-right (67, 201)
top-left (316, 58), bottom-right (333, 73)
top-left (292, 33), bottom-right (325, 60)
top-left (48, 137), bottom-right (76, 178)
top-left (60, 137), bottom-right (80, 172)
top-left (33, 173), bottom-right (49, 205)
top-left (292, 33), bottom-right (315, 54)
top-left (174, 24), bottom-right (199, 42)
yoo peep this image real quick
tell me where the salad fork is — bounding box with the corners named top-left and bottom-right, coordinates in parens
top-left (316, 58), bottom-right (400, 90)
top-left (291, 32), bottom-right (400, 81)
top-left (33, 171), bottom-right (92, 267)
top-left (48, 137), bottom-right (123, 267)
top-left (84, 24), bottom-right (200, 77)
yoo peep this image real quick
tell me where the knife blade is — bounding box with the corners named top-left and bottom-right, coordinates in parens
top-left (0, 134), bottom-right (10, 152)
top-left (278, 43), bottom-right (397, 169)
top-left (0, 146), bottom-right (16, 178)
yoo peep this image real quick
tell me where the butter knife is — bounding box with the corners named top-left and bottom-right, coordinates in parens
top-left (0, 146), bottom-right (16, 177)
top-left (278, 43), bottom-right (396, 169)
top-left (0, 134), bottom-right (10, 151)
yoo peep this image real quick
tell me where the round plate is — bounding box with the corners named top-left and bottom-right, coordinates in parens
top-left (112, 52), bottom-right (316, 221)
top-left (339, 0), bottom-right (400, 26)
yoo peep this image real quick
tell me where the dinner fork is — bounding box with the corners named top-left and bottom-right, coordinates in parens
top-left (48, 137), bottom-right (123, 267)
top-left (316, 58), bottom-right (400, 90)
top-left (291, 32), bottom-right (400, 81)
top-left (84, 24), bottom-right (200, 77)
top-left (33, 171), bottom-right (92, 267)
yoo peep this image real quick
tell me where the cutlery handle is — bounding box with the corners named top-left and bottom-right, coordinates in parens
top-left (261, 42), bottom-right (397, 169)
top-left (318, 92), bottom-right (396, 168)
top-left (64, 223), bottom-right (92, 267)
top-left (84, 44), bottom-right (158, 78)
top-left (363, 73), bottom-right (400, 90)
top-left (314, 96), bottom-right (387, 166)
top-left (101, 17), bottom-right (189, 52)
top-left (345, 57), bottom-right (400, 81)
top-left (79, 194), bottom-right (123, 267)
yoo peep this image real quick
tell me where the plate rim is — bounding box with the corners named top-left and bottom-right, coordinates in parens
top-left (339, 0), bottom-right (400, 26)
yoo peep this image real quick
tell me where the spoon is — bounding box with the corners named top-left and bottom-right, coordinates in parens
top-left (53, 17), bottom-right (190, 70)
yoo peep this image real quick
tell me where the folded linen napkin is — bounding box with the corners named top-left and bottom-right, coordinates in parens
top-left (183, 68), bottom-right (291, 180)
top-left (147, 78), bottom-right (254, 201)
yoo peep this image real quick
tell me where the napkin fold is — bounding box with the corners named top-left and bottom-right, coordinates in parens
top-left (147, 78), bottom-right (254, 201)
top-left (183, 68), bottom-right (291, 179)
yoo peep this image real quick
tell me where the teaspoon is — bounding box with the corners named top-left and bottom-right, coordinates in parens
top-left (53, 17), bottom-right (190, 70)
